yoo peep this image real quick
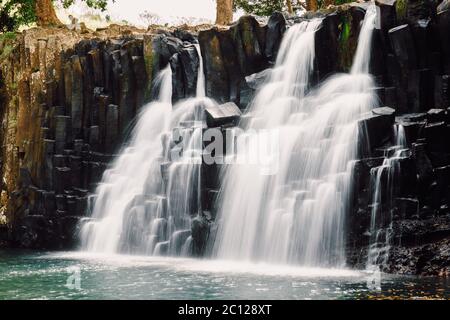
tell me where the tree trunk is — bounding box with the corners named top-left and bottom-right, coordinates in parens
top-left (286, 0), bottom-right (294, 14)
top-left (216, 0), bottom-right (233, 25)
top-left (305, 0), bottom-right (318, 11)
top-left (323, 0), bottom-right (334, 8)
top-left (35, 0), bottom-right (63, 27)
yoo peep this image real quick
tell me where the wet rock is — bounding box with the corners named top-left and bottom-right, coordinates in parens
top-left (375, 0), bottom-right (398, 31)
top-left (173, 29), bottom-right (197, 43)
top-left (408, 68), bottom-right (434, 112)
top-left (437, 10), bottom-right (450, 72)
top-left (315, 12), bottom-right (340, 79)
top-left (170, 44), bottom-right (200, 102)
top-left (358, 107), bottom-right (395, 156)
top-left (119, 45), bottom-right (136, 136)
top-left (230, 15), bottom-right (268, 76)
top-left (198, 28), bottom-right (233, 103)
top-left (152, 35), bottom-right (183, 77)
top-left (372, 106), bottom-right (396, 116)
top-left (423, 121), bottom-right (448, 153)
top-left (427, 108), bottom-right (446, 122)
top-left (205, 102), bottom-right (242, 127)
top-left (412, 142), bottom-right (434, 198)
top-left (434, 75), bottom-right (450, 109)
top-left (54, 116), bottom-right (71, 153)
top-left (265, 12), bottom-right (287, 62)
top-left (105, 104), bottom-right (119, 153)
top-left (54, 167), bottom-right (71, 194)
top-left (191, 215), bottom-right (210, 256)
top-left (389, 24), bottom-right (418, 71)
top-left (245, 68), bottom-right (271, 90)
top-left (406, 0), bottom-right (435, 24)
top-left (399, 120), bottom-right (425, 145)
top-left (70, 55), bottom-right (84, 137)
top-left (438, 0), bottom-right (450, 13)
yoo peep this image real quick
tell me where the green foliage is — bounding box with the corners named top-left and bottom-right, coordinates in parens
top-left (234, 0), bottom-right (285, 17)
top-left (395, 0), bottom-right (407, 21)
top-left (0, 0), bottom-right (36, 32)
top-left (60, 0), bottom-right (109, 11)
top-left (0, 0), bottom-right (113, 32)
top-left (332, 0), bottom-right (353, 5)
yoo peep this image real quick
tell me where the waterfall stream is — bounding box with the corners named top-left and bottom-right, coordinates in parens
top-left (80, 44), bottom-right (215, 256)
top-left (366, 124), bottom-right (409, 271)
top-left (213, 5), bottom-right (378, 267)
top-left (80, 5), bottom-right (382, 266)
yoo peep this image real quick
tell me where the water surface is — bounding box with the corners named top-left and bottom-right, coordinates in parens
top-left (0, 250), bottom-right (448, 300)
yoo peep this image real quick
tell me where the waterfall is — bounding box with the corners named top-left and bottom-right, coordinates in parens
top-left (366, 124), bottom-right (409, 271)
top-left (213, 5), bottom-right (378, 267)
top-left (80, 45), bottom-right (215, 256)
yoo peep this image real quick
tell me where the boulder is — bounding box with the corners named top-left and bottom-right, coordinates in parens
top-left (205, 102), bottom-right (242, 127)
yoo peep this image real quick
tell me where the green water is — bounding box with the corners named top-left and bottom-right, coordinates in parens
top-left (0, 250), bottom-right (448, 300)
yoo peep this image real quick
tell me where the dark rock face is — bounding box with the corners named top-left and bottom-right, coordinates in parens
top-left (350, 109), bottom-right (450, 275)
top-left (198, 15), bottom-right (272, 106)
top-left (265, 12), bottom-right (287, 62)
top-left (358, 107), bottom-right (396, 157)
top-left (170, 44), bottom-right (200, 102)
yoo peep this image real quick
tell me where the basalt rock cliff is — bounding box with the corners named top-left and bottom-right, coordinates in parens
top-left (0, 0), bottom-right (449, 276)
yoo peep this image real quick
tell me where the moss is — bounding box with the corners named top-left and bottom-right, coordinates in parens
top-left (143, 37), bottom-right (154, 102)
top-left (0, 44), bottom-right (14, 62)
top-left (0, 32), bottom-right (17, 42)
top-left (338, 16), bottom-right (353, 71)
top-left (0, 32), bottom-right (17, 62)
top-left (396, 0), bottom-right (407, 22)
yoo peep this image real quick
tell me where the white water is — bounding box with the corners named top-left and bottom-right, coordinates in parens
top-left (80, 44), bottom-right (215, 256)
top-left (366, 124), bottom-right (409, 270)
top-left (213, 5), bottom-right (378, 267)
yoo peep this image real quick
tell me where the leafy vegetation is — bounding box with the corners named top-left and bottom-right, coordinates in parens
top-left (0, 0), bottom-right (112, 32)
top-left (0, 0), bottom-right (36, 32)
top-left (234, 0), bottom-right (285, 16)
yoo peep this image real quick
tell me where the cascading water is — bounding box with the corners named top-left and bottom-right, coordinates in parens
top-left (80, 44), bottom-right (216, 256)
top-left (213, 5), bottom-right (378, 267)
top-left (366, 124), bottom-right (409, 270)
